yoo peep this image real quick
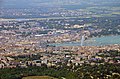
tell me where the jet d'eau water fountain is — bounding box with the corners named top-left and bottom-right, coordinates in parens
top-left (80, 34), bottom-right (85, 46)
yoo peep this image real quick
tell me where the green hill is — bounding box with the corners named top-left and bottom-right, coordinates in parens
top-left (22, 76), bottom-right (58, 79)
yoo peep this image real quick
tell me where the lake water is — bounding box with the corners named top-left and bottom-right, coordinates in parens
top-left (50, 35), bottom-right (120, 46)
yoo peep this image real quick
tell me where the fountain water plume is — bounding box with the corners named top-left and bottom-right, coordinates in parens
top-left (81, 34), bottom-right (85, 46)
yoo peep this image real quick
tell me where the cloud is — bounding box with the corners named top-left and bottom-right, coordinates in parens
top-left (0, 0), bottom-right (3, 7)
top-left (0, 0), bottom-right (3, 4)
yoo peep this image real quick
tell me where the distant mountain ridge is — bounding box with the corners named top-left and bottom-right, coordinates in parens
top-left (0, 0), bottom-right (120, 8)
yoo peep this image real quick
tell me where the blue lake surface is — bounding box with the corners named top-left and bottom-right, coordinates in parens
top-left (50, 35), bottom-right (120, 46)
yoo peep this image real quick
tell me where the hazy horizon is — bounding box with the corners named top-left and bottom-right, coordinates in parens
top-left (0, 0), bottom-right (120, 9)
